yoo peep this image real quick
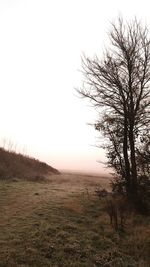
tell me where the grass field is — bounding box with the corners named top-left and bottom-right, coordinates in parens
top-left (0, 173), bottom-right (150, 267)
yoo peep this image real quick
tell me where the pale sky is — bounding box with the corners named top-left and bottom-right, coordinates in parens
top-left (0, 0), bottom-right (150, 174)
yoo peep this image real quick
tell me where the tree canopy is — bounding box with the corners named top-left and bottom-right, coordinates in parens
top-left (78, 18), bottom-right (150, 211)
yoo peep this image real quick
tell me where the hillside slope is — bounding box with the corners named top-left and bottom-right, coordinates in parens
top-left (0, 147), bottom-right (60, 180)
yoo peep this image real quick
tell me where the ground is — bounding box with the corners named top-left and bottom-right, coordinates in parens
top-left (0, 173), bottom-right (149, 267)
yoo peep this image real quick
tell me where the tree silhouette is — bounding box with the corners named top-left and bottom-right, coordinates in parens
top-left (78, 18), bottom-right (150, 207)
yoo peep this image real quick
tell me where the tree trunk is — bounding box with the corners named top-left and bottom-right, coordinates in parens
top-left (129, 123), bottom-right (138, 200)
top-left (128, 65), bottom-right (138, 201)
top-left (123, 117), bottom-right (131, 196)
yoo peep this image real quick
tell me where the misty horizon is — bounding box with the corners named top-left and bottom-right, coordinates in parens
top-left (0, 0), bottom-right (150, 174)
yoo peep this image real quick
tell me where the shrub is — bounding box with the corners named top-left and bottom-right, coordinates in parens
top-left (105, 195), bottom-right (130, 232)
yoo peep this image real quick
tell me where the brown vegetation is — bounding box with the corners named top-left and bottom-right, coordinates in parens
top-left (0, 147), bottom-right (60, 181)
top-left (0, 173), bottom-right (149, 266)
top-left (105, 195), bottom-right (130, 231)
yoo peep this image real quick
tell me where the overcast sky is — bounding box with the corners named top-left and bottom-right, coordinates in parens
top-left (0, 0), bottom-right (150, 173)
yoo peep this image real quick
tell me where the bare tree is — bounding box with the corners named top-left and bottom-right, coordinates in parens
top-left (78, 18), bottom-right (150, 206)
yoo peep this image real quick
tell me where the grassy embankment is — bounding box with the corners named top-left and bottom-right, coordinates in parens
top-left (0, 147), bottom-right (59, 181)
